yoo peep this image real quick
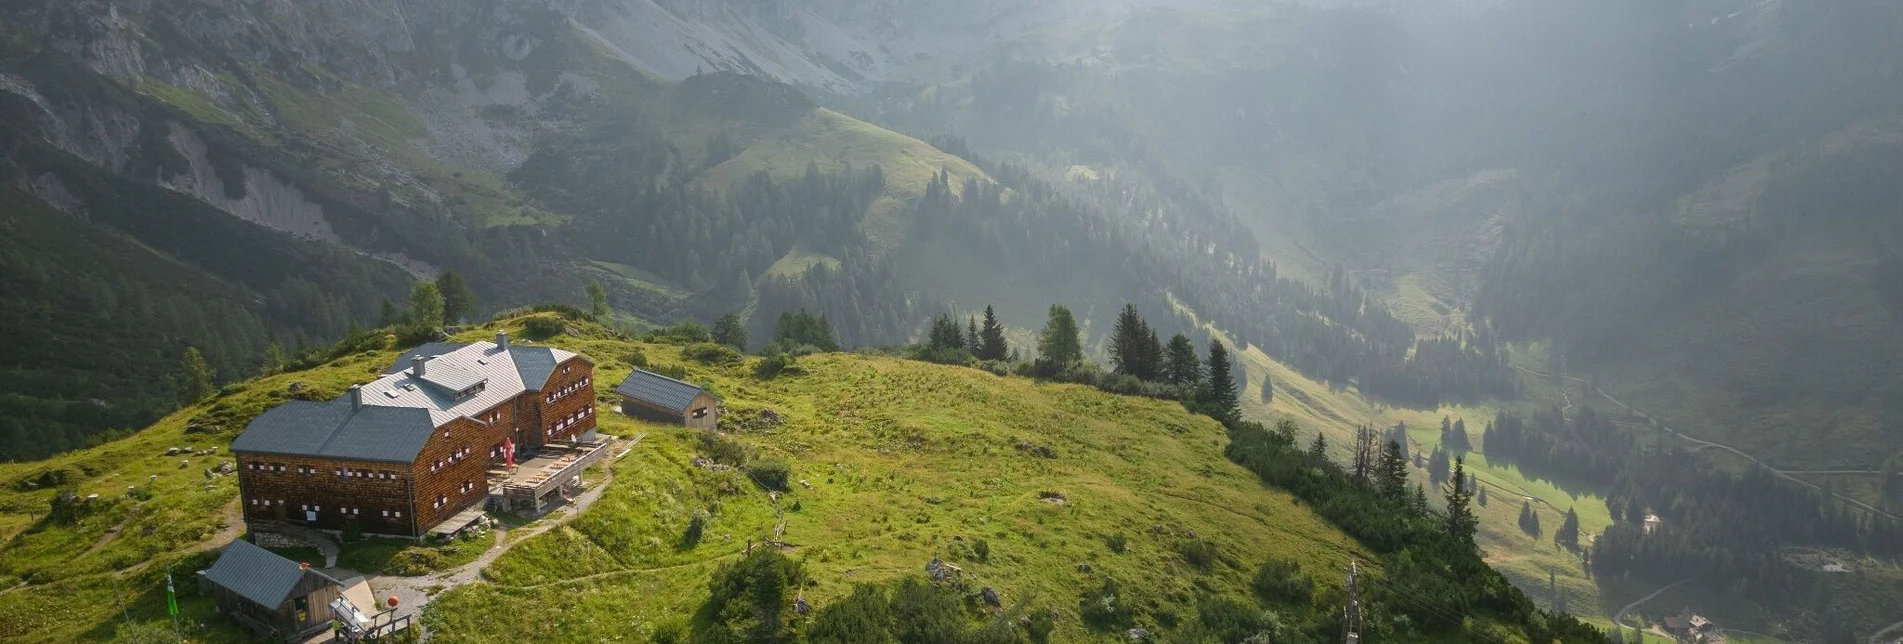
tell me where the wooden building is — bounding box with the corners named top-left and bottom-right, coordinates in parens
top-left (231, 332), bottom-right (601, 537)
top-left (615, 369), bottom-right (721, 428)
top-left (200, 539), bottom-right (345, 642)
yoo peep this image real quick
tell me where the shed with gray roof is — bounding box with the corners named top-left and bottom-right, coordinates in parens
top-left (615, 369), bottom-right (721, 428)
top-left (199, 539), bottom-right (345, 641)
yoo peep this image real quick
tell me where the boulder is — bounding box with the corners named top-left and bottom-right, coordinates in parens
top-left (981, 587), bottom-right (1001, 607)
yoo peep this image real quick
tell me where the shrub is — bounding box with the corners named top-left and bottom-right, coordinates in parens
top-left (683, 342), bottom-right (741, 365)
top-left (623, 350), bottom-right (649, 369)
top-left (754, 352), bottom-right (801, 379)
top-left (385, 548), bottom-right (449, 575)
top-left (649, 363), bottom-right (689, 380)
top-left (1252, 557), bottom-right (1313, 605)
top-left (683, 509), bottom-right (709, 548)
top-left (700, 434), bottom-right (748, 466)
top-left (341, 521), bottom-right (364, 543)
top-left (1178, 537), bottom-right (1218, 570)
top-left (1079, 577), bottom-right (1134, 630)
top-left (973, 539), bottom-right (990, 563)
top-left (748, 455), bottom-right (791, 491)
top-left (656, 321), bottom-right (711, 343)
top-left (521, 316), bottom-right (565, 340)
top-left (1105, 534), bottom-right (1128, 554)
top-left (1026, 609), bottom-right (1055, 644)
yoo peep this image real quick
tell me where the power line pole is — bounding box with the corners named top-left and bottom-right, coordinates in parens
top-left (1344, 561), bottom-right (1363, 644)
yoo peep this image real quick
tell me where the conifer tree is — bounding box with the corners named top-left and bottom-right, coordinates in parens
top-left (1164, 334), bottom-right (1201, 385)
top-left (1478, 483), bottom-right (1490, 507)
top-left (378, 298), bottom-right (401, 327)
top-left (436, 270), bottom-right (477, 325)
top-left (1378, 439), bottom-right (1410, 501)
top-left (1556, 506), bottom-right (1581, 551)
top-left (1445, 457), bottom-right (1478, 548)
top-left (1519, 501), bottom-right (1543, 537)
top-left (978, 306), bottom-right (1008, 360)
top-left (1429, 446), bottom-right (1451, 486)
top-left (1140, 327), bottom-right (1164, 381)
top-left (1201, 340), bottom-right (1239, 422)
top-left (965, 316), bottom-right (981, 355)
top-left (1309, 433), bottom-right (1328, 464)
top-left (181, 346), bottom-right (215, 404)
top-left (1037, 304), bottom-right (1083, 364)
top-left (1110, 304), bottom-right (1149, 378)
top-left (1259, 375), bottom-right (1273, 404)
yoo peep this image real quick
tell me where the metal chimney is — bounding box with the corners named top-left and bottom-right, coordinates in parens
top-left (411, 356), bottom-right (427, 378)
top-left (348, 384), bottom-right (363, 411)
top-left (496, 331), bottom-right (509, 351)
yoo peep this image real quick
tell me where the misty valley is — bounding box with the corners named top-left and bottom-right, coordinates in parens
top-left (1, 1), bottom-right (1901, 643)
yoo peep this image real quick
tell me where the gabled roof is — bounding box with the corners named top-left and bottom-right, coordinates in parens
top-left (230, 401), bottom-right (436, 463)
top-left (203, 540), bottom-right (332, 608)
top-left (234, 339), bottom-right (587, 463)
top-left (362, 340), bottom-right (579, 426)
top-left (615, 369), bottom-right (715, 414)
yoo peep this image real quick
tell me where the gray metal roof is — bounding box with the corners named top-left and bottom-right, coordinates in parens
top-left (382, 342), bottom-right (470, 375)
top-left (230, 401), bottom-right (437, 463)
top-left (510, 347), bottom-right (558, 391)
top-left (234, 340), bottom-right (587, 462)
top-left (202, 540), bottom-right (315, 608)
top-left (615, 369), bottom-right (714, 414)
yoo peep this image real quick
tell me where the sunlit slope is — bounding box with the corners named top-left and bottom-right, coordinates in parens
top-left (428, 322), bottom-right (1364, 642)
top-left (0, 315), bottom-right (1365, 643)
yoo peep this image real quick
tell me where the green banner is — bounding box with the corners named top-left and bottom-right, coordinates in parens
top-left (165, 573), bottom-right (177, 617)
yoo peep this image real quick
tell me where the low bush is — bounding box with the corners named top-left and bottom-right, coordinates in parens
top-left (1079, 577), bottom-right (1135, 631)
top-left (1252, 557), bottom-right (1314, 605)
top-left (748, 455), bottom-right (792, 491)
top-left (521, 316), bottom-right (565, 340)
top-left (754, 352), bottom-right (802, 379)
top-left (1178, 537), bottom-right (1218, 570)
top-left (683, 342), bottom-right (741, 365)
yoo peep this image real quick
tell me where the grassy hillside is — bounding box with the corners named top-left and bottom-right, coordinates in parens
top-left (0, 315), bottom-right (1366, 643)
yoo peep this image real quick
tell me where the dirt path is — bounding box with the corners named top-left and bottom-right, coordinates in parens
top-left (365, 434), bottom-right (642, 639)
top-left (1609, 579), bottom-right (1690, 637)
top-left (1872, 619), bottom-right (1903, 644)
top-left (80, 510), bottom-right (137, 559)
top-left (1510, 366), bottom-right (1899, 522)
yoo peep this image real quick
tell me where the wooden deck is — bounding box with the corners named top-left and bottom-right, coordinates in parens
top-left (489, 439), bottom-right (609, 515)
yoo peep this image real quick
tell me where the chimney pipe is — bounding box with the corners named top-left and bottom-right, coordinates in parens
top-left (411, 356), bottom-right (427, 378)
top-left (348, 384), bottom-right (363, 411)
top-left (496, 331), bottom-right (509, 351)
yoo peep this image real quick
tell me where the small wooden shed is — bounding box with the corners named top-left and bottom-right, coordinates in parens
top-left (200, 539), bottom-right (345, 641)
top-left (615, 369), bottom-right (721, 429)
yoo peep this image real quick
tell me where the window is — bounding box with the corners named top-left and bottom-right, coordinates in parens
top-left (381, 510), bottom-right (389, 517)
top-left (693, 407), bottom-right (709, 419)
top-left (394, 511), bottom-right (403, 518)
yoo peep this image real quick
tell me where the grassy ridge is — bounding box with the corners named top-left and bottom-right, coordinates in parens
top-left (0, 316), bottom-right (1368, 642)
top-left (429, 321), bottom-right (1365, 642)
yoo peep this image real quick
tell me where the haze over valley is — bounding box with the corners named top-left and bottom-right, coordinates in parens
top-left (1, 1), bottom-right (1901, 642)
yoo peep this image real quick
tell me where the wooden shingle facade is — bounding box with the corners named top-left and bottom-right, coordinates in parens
top-left (232, 332), bottom-right (597, 537)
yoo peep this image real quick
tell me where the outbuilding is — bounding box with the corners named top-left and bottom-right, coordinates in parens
top-left (199, 539), bottom-right (346, 641)
top-left (615, 369), bottom-right (721, 429)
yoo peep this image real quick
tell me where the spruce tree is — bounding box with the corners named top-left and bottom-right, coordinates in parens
top-left (1519, 501), bottom-right (1543, 537)
top-left (1429, 447), bottom-right (1451, 486)
top-left (1037, 304), bottom-right (1083, 364)
top-left (965, 316), bottom-right (981, 355)
top-left (181, 346), bottom-right (216, 404)
top-left (1309, 433), bottom-right (1328, 463)
top-left (1109, 304), bottom-right (1147, 378)
top-left (978, 306), bottom-right (1008, 360)
top-left (378, 298), bottom-right (401, 327)
top-left (1164, 334), bottom-right (1200, 385)
top-left (1259, 375), bottom-right (1272, 404)
top-left (1444, 457), bottom-right (1478, 548)
top-left (1201, 340), bottom-right (1239, 422)
top-left (1378, 439), bottom-right (1409, 501)
top-left (1478, 483), bottom-right (1490, 507)
top-left (1556, 506), bottom-right (1581, 551)
top-left (436, 270), bottom-right (477, 324)
top-left (1140, 327), bottom-right (1163, 381)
